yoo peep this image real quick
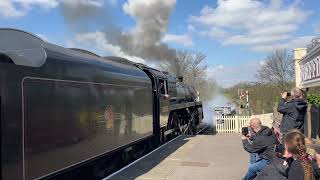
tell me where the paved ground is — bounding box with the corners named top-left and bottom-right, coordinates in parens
top-left (109, 133), bottom-right (249, 180)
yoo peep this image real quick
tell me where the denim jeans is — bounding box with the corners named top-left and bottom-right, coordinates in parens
top-left (249, 153), bottom-right (261, 164)
top-left (243, 159), bottom-right (268, 180)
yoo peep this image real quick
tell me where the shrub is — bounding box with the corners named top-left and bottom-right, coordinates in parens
top-left (306, 93), bottom-right (320, 106)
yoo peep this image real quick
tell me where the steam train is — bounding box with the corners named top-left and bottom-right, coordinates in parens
top-left (0, 29), bottom-right (203, 180)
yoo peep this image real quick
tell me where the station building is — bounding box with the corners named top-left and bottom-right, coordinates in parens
top-left (294, 45), bottom-right (320, 139)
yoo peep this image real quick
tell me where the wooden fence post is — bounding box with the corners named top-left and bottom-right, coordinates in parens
top-left (235, 116), bottom-right (239, 133)
top-left (305, 106), bottom-right (312, 138)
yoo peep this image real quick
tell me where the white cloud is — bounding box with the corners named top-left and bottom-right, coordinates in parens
top-left (0, 0), bottom-right (26, 18)
top-left (252, 36), bottom-right (314, 52)
top-left (0, 0), bottom-right (103, 18)
top-left (249, 24), bottom-right (298, 36)
top-left (187, 25), bottom-right (195, 32)
top-left (200, 27), bottom-right (228, 39)
top-left (108, 0), bottom-right (117, 6)
top-left (208, 27), bottom-right (228, 39)
top-left (207, 62), bottom-right (262, 87)
top-left (62, 0), bottom-right (103, 8)
top-left (67, 31), bottom-right (146, 64)
top-left (206, 64), bottom-right (224, 77)
top-left (223, 34), bottom-right (291, 46)
top-left (190, 0), bottom-right (312, 52)
top-left (13, 0), bottom-right (59, 9)
top-left (191, 0), bottom-right (308, 29)
top-left (162, 33), bottom-right (193, 47)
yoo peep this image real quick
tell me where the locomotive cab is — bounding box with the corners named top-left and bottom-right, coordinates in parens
top-left (158, 79), bottom-right (170, 99)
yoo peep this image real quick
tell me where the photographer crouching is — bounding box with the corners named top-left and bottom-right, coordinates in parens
top-left (242, 118), bottom-right (278, 180)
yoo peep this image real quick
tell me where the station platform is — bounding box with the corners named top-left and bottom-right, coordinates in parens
top-left (106, 133), bottom-right (249, 180)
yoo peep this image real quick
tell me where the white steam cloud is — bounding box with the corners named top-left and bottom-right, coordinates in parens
top-left (202, 94), bottom-right (236, 126)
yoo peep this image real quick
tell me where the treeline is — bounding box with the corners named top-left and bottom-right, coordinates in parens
top-left (224, 82), bottom-right (320, 115)
top-left (224, 37), bottom-right (320, 115)
top-left (224, 49), bottom-right (295, 115)
top-left (224, 82), bottom-right (293, 114)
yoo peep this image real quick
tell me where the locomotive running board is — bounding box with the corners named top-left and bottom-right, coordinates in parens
top-left (170, 101), bottom-right (202, 111)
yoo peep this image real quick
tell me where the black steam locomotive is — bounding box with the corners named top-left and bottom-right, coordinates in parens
top-left (0, 29), bottom-right (203, 180)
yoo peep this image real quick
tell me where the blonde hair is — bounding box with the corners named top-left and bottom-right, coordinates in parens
top-left (291, 87), bottom-right (303, 99)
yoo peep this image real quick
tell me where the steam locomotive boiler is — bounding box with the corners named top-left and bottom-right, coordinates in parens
top-left (0, 28), bottom-right (203, 180)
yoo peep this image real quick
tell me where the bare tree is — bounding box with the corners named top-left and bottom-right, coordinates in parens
top-left (163, 49), bottom-right (192, 77)
top-left (186, 52), bottom-right (208, 88)
top-left (161, 49), bottom-right (215, 101)
top-left (307, 37), bottom-right (320, 52)
top-left (161, 49), bottom-right (207, 82)
top-left (257, 49), bottom-right (294, 89)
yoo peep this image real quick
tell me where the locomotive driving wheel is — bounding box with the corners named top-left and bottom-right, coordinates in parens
top-left (183, 111), bottom-right (197, 135)
top-left (171, 113), bottom-right (183, 135)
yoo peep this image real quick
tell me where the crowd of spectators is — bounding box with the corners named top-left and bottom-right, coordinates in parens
top-left (241, 87), bottom-right (320, 180)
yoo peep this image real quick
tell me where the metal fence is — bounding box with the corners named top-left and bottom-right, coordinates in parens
top-left (213, 113), bottom-right (273, 133)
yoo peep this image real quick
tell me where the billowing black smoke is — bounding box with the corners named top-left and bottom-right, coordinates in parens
top-left (60, 0), bottom-right (178, 62)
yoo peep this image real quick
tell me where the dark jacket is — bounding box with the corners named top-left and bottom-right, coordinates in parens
top-left (254, 157), bottom-right (288, 180)
top-left (277, 98), bottom-right (307, 134)
top-left (287, 158), bottom-right (320, 180)
top-left (255, 157), bottom-right (320, 180)
top-left (243, 126), bottom-right (278, 160)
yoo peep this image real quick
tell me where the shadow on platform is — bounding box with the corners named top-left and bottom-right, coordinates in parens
top-left (109, 136), bottom-right (190, 180)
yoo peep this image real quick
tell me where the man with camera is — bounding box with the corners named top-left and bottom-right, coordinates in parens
top-left (242, 118), bottom-right (278, 180)
top-left (277, 87), bottom-right (307, 135)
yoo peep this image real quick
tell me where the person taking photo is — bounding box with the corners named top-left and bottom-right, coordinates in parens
top-left (277, 87), bottom-right (307, 136)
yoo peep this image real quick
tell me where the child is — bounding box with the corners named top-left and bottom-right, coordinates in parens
top-left (284, 132), bottom-right (320, 180)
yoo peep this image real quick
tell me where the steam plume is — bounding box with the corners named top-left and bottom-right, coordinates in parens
top-left (60, 0), bottom-right (179, 62)
top-left (116, 0), bottom-right (177, 61)
top-left (60, 0), bottom-right (107, 31)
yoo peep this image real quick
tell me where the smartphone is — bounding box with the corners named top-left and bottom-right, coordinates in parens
top-left (242, 127), bottom-right (249, 136)
top-left (274, 144), bottom-right (285, 153)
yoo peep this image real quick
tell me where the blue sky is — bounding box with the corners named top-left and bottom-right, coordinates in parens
top-left (1, 0), bottom-right (319, 87)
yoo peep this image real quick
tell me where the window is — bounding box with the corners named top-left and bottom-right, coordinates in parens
top-left (159, 79), bottom-right (167, 95)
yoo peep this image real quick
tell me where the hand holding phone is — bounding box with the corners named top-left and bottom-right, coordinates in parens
top-left (281, 92), bottom-right (288, 99)
top-left (242, 127), bottom-right (249, 136)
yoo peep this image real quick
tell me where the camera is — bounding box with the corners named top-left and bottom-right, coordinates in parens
top-left (287, 92), bottom-right (291, 96)
top-left (242, 127), bottom-right (249, 136)
top-left (274, 144), bottom-right (285, 153)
